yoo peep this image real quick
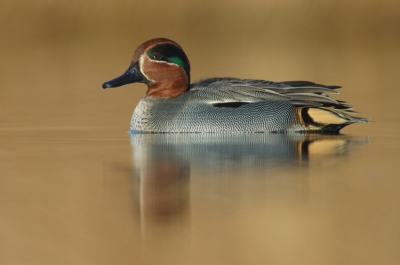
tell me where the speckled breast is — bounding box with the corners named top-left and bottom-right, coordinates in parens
top-left (130, 93), bottom-right (304, 133)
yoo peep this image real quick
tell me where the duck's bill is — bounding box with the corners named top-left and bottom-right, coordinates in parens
top-left (102, 64), bottom-right (143, 89)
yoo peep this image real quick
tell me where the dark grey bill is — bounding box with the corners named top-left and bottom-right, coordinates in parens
top-left (102, 64), bottom-right (144, 89)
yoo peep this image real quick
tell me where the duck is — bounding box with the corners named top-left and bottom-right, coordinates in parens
top-left (102, 38), bottom-right (369, 133)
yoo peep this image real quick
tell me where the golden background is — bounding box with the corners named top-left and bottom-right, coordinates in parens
top-left (2, 0), bottom-right (399, 131)
top-left (1, 0), bottom-right (399, 264)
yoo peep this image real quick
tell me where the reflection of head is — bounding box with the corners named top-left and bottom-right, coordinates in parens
top-left (134, 155), bottom-right (190, 224)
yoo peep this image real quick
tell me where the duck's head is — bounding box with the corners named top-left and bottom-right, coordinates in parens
top-left (102, 38), bottom-right (191, 98)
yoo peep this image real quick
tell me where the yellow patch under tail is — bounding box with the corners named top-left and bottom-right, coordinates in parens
top-left (299, 107), bottom-right (370, 133)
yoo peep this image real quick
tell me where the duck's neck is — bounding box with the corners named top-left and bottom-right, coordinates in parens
top-left (146, 77), bottom-right (189, 98)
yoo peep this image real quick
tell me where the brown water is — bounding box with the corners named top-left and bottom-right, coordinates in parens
top-left (1, 1), bottom-right (400, 264)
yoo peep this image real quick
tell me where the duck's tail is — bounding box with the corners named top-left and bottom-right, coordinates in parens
top-left (274, 81), bottom-right (369, 133)
top-left (297, 107), bottom-right (370, 133)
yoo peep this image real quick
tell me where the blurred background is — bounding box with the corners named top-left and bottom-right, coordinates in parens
top-left (1, 0), bottom-right (399, 131)
top-left (1, 0), bottom-right (400, 264)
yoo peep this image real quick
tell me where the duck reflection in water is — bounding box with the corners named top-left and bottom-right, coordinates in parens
top-left (132, 153), bottom-right (190, 225)
top-left (130, 133), bottom-right (367, 229)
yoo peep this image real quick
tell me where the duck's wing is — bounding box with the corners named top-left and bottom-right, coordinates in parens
top-left (189, 78), bottom-right (369, 132)
top-left (190, 77), bottom-right (348, 110)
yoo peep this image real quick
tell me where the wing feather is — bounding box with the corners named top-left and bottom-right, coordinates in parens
top-left (190, 78), bottom-right (354, 111)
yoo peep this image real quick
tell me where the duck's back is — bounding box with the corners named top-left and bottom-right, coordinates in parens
top-left (131, 78), bottom-right (369, 133)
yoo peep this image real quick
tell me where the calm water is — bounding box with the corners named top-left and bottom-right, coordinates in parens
top-left (1, 125), bottom-right (399, 264)
top-left (1, 0), bottom-right (400, 264)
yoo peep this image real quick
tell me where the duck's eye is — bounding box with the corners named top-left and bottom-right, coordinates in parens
top-left (151, 53), bottom-right (162, 60)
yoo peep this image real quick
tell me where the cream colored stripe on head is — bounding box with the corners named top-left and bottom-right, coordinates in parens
top-left (139, 55), bottom-right (154, 83)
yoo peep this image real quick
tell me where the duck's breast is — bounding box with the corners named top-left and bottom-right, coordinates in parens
top-left (131, 93), bottom-right (303, 133)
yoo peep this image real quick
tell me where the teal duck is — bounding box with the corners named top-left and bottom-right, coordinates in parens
top-left (103, 38), bottom-right (369, 133)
